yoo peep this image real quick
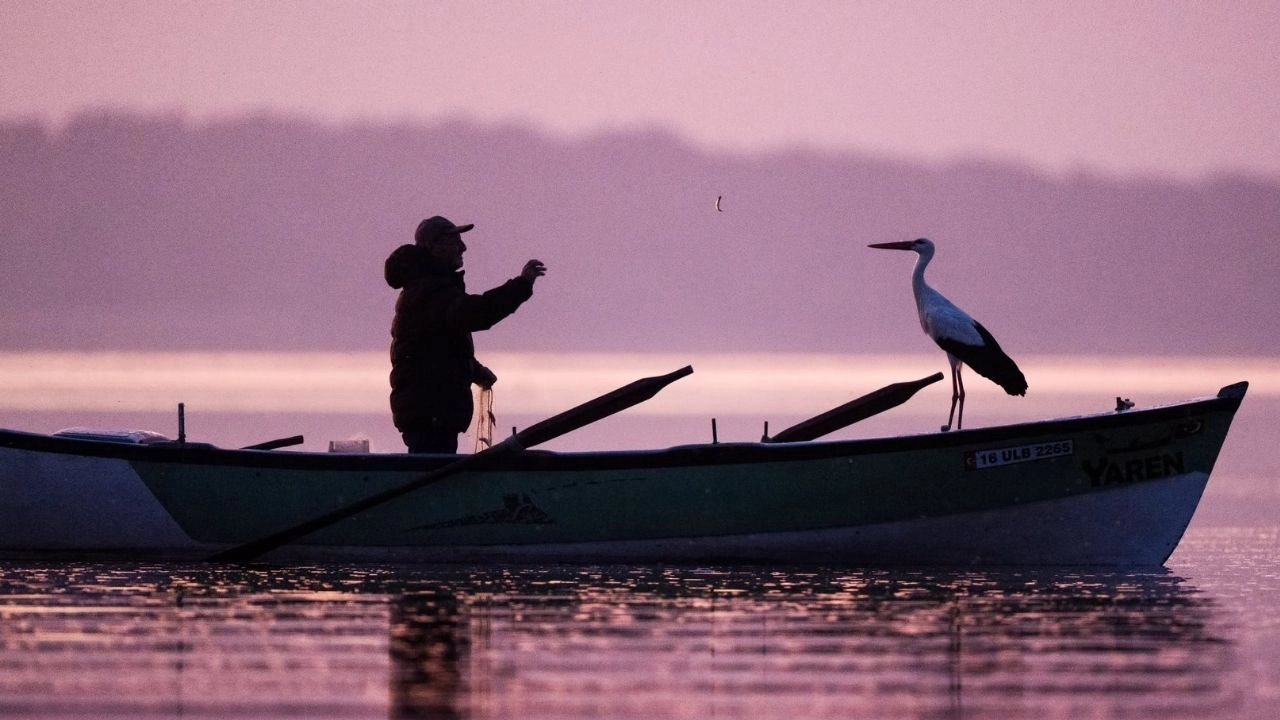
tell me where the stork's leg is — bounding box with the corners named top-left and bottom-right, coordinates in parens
top-left (955, 364), bottom-right (966, 430)
top-left (945, 356), bottom-right (962, 432)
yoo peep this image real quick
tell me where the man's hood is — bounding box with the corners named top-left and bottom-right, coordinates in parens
top-left (384, 244), bottom-right (428, 289)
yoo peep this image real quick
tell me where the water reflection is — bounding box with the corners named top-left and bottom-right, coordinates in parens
top-left (0, 563), bottom-right (1243, 719)
top-left (447, 567), bottom-right (1237, 719)
top-left (392, 590), bottom-right (463, 720)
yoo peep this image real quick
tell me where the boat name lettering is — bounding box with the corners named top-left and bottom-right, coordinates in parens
top-left (965, 440), bottom-right (1074, 470)
top-left (1082, 452), bottom-right (1185, 488)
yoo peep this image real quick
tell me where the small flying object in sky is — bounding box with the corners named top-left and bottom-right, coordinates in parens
top-left (715, 195), bottom-right (723, 212)
top-left (868, 237), bottom-right (1027, 431)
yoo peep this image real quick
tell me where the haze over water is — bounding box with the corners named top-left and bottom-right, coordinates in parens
top-left (2, 349), bottom-right (1274, 446)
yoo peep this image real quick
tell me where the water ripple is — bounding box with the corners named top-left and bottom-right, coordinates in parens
top-left (1, 528), bottom-right (1276, 719)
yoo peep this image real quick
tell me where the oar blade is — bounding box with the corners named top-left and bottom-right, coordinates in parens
top-left (241, 435), bottom-right (305, 451)
top-left (764, 372), bottom-right (944, 443)
top-left (510, 365), bottom-right (693, 448)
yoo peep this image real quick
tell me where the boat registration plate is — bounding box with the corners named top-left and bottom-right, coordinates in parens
top-left (965, 440), bottom-right (1074, 470)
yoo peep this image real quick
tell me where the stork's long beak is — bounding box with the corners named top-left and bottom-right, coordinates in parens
top-left (868, 241), bottom-right (917, 250)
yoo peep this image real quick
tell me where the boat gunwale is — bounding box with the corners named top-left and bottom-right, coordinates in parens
top-left (0, 385), bottom-right (1247, 473)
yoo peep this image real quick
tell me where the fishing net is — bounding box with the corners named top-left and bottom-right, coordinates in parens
top-left (472, 386), bottom-right (496, 453)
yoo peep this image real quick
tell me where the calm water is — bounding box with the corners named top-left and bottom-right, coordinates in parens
top-left (1, 527), bottom-right (1277, 719)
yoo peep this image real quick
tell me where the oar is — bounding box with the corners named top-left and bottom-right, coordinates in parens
top-left (208, 365), bottom-right (693, 562)
top-left (241, 435), bottom-right (305, 451)
top-left (763, 372), bottom-right (944, 443)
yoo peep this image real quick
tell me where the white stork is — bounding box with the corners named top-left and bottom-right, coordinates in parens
top-left (869, 238), bottom-right (1027, 431)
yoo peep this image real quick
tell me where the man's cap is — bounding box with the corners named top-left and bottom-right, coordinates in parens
top-left (415, 216), bottom-right (474, 245)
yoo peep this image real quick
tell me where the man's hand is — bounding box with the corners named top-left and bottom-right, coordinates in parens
top-left (521, 259), bottom-right (547, 283)
top-left (473, 363), bottom-right (497, 389)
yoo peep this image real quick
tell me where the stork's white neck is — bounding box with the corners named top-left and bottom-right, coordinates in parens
top-left (910, 246), bottom-right (935, 306)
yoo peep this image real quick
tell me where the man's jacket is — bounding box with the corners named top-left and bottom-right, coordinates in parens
top-left (385, 244), bottom-right (533, 433)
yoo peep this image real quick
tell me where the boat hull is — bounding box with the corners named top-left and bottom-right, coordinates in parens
top-left (0, 383), bottom-right (1247, 565)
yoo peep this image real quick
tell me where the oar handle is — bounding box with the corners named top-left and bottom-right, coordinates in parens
top-left (765, 372), bottom-right (944, 443)
top-left (208, 365), bottom-right (693, 562)
top-left (207, 452), bottom-right (483, 562)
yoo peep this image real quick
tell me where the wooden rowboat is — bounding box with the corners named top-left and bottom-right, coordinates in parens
top-left (0, 378), bottom-right (1248, 566)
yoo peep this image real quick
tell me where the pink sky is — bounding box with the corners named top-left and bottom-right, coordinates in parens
top-left (3, 0), bottom-right (1277, 179)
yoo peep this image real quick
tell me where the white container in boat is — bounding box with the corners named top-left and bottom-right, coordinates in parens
top-left (328, 438), bottom-right (370, 453)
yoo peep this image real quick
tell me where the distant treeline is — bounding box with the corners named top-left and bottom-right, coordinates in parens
top-left (2, 113), bottom-right (1276, 355)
